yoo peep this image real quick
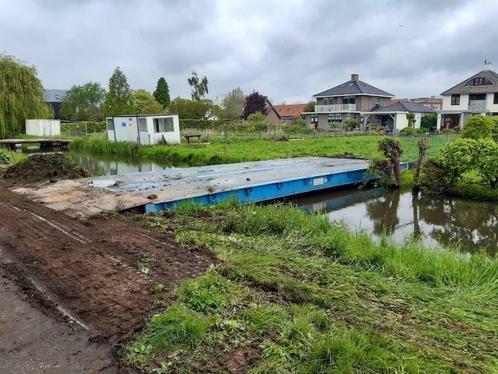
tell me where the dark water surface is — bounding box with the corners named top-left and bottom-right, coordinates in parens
top-left (66, 151), bottom-right (497, 254)
top-left (293, 188), bottom-right (498, 255)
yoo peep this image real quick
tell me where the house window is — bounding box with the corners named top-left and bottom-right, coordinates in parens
top-left (106, 119), bottom-right (114, 131)
top-left (494, 93), bottom-right (498, 104)
top-left (464, 77), bottom-right (494, 86)
top-left (309, 115), bottom-right (318, 123)
top-left (138, 118), bottom-right (147, 132)
top-left (153, 117), bottom-right (174, 133)
top-left (469, 94), bottom-right (486, 101)
top-left (328, 114), bottom-right (341, 123)
top-left (451, 94), bottom-right (460, 105)
top-left (342, 96), bottom-right (356, 105)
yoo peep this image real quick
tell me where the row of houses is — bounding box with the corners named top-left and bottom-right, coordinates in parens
top-left (269, 63), bottom-right (498, 134)
top-left (45, 63), bottom-right (498, 135)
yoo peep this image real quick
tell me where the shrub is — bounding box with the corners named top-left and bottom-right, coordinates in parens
top-left (0, 148), bottom-right (12, 165)
top-left (61, 121), bottom-right (106, 135)
top-left (420, 113), bottom-right (437, 132)
top-left (418, 157), bottom-right (454, 193)
top-left (462, 115), bottom-right (494, 140)
top-left (180, 119), bottom-right (217, 130)
top-left (344, 119), bottom-right (360, 131)
top-left (475, 139), bottom-right (498, 189)
top-left (377, 137), bottom-right (403, 187)
top-left (438, 138), bottom-right (478, 182)
top-left (399, 127), bottom-right (415, 136)
top-left (247, 112), bottom-right (266, 122)
top-left (490, 116), bottom-right (498, 142)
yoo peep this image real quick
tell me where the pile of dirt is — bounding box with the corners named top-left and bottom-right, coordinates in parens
top-left (4, 153), bottom-right (88, 182)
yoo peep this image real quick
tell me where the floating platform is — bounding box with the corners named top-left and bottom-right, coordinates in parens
top-left (13, 157), bottom-right (403, 217)
top-left (0, 138), bottom-right (71, 150)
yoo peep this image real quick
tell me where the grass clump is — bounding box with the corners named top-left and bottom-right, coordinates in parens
top-left (126, 306), bottom-right (215, 366)
top-left (126, 202), bottom-right (498, 373)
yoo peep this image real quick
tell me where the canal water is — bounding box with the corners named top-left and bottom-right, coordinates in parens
top-left (64, 152), bottom-right (498, 255)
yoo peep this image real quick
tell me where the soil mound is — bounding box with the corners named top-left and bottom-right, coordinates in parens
top-left (4, 153), bottom-right (88, 182)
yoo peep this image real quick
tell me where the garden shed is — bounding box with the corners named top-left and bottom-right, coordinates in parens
top-left (25, 119), bottom-right (61, 137)
top-left (106, 114), bottom-right (180, 145)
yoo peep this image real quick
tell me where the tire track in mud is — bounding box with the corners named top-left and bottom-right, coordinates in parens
top-left (0, 182), bottom-right (216, 348)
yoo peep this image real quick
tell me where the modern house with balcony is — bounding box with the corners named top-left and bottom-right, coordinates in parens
top-left (437, 64), bottom-right (498, 130)
top-left (302, 74), bottom-right (394, 129)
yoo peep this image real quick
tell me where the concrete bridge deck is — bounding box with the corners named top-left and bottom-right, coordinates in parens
top-left (13, 157), bottom-right (383, 217)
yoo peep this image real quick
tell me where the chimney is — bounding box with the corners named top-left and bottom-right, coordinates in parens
top-left (484, 59), bottom-right (492, 70)
top-left (351, 74), bottom-right (359, 81)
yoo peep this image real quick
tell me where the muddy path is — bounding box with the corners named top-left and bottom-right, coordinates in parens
top-left (0, 179), bottom-right (215, 371)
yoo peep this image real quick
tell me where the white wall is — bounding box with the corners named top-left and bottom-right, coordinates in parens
top-left (146, 115), bottom-right (181, 145)
top-left (25, 119), bottom-right (60, 137)
top-left (107, 115), bottom-right (181, 145)
top-left (441, 94), bottom-right (469, 111)
top-left (486, 93), bottom-right (498, 113)
top-left (394, 113), bottom-right (408, 133)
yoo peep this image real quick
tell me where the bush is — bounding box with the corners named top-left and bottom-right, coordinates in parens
top-left (418, 157), bottom-right (454, 193)
top-left (490, 116), bottom-right (498, 142)
top-left (399, 127), bottom-right (415, 136)
top-left (462, 115), bottom-right (494, 140)
top-left (61, 121), bottom-right (106, 135)
top-left (247, 112), bottom-right (266, 122)
top-left (180, 119), bottom-right (219, 130)
top-left (0, 148), bottom-right (12, 165)
top-left (420, 113), bottom-right (437, 132)
top-left (438, 138), bottom-right (478, 182)
top-left (344, 119), bottom-right (360, 131)
top-left (475, 139), bottom-right (498, 189)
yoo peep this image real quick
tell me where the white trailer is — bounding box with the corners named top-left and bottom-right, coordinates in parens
top-left (25, 119), bottom-right (61, 137)
top-left (106, 114), bottom-right (180, 145)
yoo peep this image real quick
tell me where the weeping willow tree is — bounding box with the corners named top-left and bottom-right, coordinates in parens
top-left (0, 55), bottom-right (51, 138)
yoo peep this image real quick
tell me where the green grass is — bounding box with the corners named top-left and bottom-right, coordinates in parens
top-left (70, 134), bottom-right (455, 166)
top-left (125, 202), bottom-right (498, 373)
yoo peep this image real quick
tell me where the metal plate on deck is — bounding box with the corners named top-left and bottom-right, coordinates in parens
top-left (13, 157), bottom-right (371, 217)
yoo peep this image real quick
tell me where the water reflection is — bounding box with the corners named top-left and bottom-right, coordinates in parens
top-left (296, 189), bottom-right (498, 255)
top-left (67, 152), bottom-right (173, 176)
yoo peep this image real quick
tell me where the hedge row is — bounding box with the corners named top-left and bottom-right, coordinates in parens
top-left (61, 121), bottom-right (106, 134)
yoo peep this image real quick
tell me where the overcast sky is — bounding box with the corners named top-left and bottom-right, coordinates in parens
top-left (1, 0), bottom-right (497, 103)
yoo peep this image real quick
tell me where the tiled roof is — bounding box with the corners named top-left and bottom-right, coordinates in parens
top-left (372, 101), bottom-right (435, 113)
top-left (441, 70), bottom-right (498, 95)
top-left (44, 89), bottom-right (67, 102)
top-left (273, 104), bottom-right (307, 118)
top-left (314, 75), bottom-right (394, 98)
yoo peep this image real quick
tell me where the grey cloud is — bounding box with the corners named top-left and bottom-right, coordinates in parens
top-left (0, 0), bottom-right (497, 101)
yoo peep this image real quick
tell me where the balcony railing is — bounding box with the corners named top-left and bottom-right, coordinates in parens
top-left (315, 104), bottom-right (357, 112)
top-left (468, 100), bottom-right (487, 111)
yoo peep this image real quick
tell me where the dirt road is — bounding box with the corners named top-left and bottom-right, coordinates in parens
top-left (0, 180), bottom-right (215, 371)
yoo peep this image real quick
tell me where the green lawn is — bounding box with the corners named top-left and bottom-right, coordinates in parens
top-left (70, 134), bottom-right (455, 166)
top-left (125, 202), bottom-right (498, 373)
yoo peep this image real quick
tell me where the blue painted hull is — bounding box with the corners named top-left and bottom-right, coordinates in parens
top-left (143, 163), bottom-right (408, 212)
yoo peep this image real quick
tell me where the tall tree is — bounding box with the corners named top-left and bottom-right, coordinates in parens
top-left (188, 72), bottom-right (208, 100)
top-left (243, 91), bottom-right (267, 119)
top-left (132, 89), bottom-right (163, 114)
top-left (103, 67), bottom-right (134, 116)
top-left (168, 97), bottom-right (220, 119)
top-left (222, 87), bottom-right (245, 120)
top-left (153, 77), bottom-right (171, 108)
top-left (60, 82), bottom-right (105, 121)
top-left (0, 54), bottom-right (51, 138)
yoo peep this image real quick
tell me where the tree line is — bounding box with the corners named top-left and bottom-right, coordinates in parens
top-left (0, 54), bottom-right (272, 138)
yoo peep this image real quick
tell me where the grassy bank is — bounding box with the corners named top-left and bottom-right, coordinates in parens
top-left (126, 202), bottom-right (498, 373)
top-left (70, 134), bottom-right (454, 166)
